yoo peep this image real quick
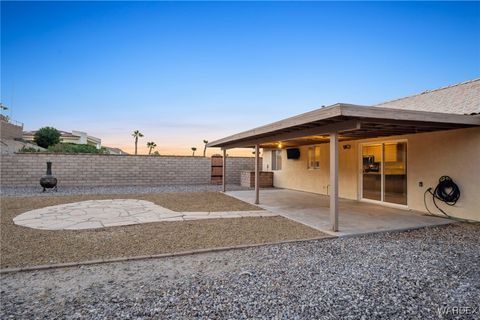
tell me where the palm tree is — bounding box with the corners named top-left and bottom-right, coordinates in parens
top-left (191, 147), bottom-right (197, 157)
top-left (147, 141), bottom-right (157, 155)
top-left (203, 140), bottom-right (208, 157)
top-left (132, 130), bottom-right (144, 155)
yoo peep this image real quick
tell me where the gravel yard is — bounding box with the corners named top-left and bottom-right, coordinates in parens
top-left (1, 192), bottom-right (326, 269)
top-left (1, 223), bottom-right (478, 319)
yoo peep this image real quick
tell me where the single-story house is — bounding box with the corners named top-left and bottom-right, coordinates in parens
top-left (208, 79), bottom-right (480, 230)
top-left (23, 129), bottom-right (102, 149)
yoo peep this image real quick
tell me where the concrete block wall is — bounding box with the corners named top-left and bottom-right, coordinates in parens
top-left (0, 153), bottom-right (259, 187)
top-left (225, 157), bottom-right (262, 185)
top-left (240, 171), bottom-right (274, 188)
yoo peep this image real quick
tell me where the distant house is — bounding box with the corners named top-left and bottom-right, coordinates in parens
top-left (23, 130), bottom-right (102, 149)
top-left (0, 117), bottom-right (45, 154)
top-left (104, 146), bottom-right (129, 155)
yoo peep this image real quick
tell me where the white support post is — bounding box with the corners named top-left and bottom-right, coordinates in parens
top-left (222, 149), bottom-right (227, 193)
top-left (330, 132), bottom-right (339, 232)
top-left (255, 144), bottom-right (260, 204)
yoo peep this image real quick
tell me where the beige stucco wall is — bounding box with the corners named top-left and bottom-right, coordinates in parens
top-left (263, 127), bottom-right (480, 221)
top-left (263, 141), bottom-right (358, 199)
top-left (0, 120), bottom-right (23, 139)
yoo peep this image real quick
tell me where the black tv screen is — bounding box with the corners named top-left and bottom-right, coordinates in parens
top-left (286, 148), bottom-right (300, 159)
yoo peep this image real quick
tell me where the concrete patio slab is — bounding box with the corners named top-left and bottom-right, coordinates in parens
top-left (13, 200), bottom-right (274, 230)
top-left (227, 189), bottom-right (452, 236)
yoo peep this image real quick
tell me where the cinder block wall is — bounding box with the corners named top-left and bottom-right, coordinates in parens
top-left (225, 157), bottom-right (262, 185)
top-left (0, 154), bottom-right (259, 187)
top-left (240, 171), bottom-right (273, 188)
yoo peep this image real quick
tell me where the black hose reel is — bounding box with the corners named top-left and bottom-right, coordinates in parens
top-left (424, 176), bottom-right (461, 217)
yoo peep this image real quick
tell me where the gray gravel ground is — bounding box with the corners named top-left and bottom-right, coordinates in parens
top-left (0, 184), bottom-right (250, 197)
top-left (1, 223), bottom-right (479, 319)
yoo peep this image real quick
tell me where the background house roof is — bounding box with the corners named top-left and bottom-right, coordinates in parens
top-left (375, 78), bottom-right (480, 115)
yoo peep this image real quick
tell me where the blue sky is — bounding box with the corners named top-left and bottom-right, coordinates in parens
top-left (2, 1), bottom-right (479, 155)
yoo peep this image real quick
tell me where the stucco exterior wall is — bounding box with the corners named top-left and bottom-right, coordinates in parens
top-left (263, 127), bottom-right (480, 221)
top-left (406, 127), bottom-right (480, 221)
top-left (263, 142), bottom-right (358, 199)
top-left (0, 121), bottom-right (23, 139)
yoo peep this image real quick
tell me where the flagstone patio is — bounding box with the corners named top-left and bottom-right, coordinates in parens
top-left (13, 199), bottom-right (274, 230)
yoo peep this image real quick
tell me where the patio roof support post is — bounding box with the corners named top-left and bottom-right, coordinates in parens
top-left (330, 132), bottom-right (339, 232)
top-left (254, 144), bottom-right (260, 204)
top-left (222, 148), bottom-right (227, 192)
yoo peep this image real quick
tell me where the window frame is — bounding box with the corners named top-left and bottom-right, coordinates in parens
top-left (271, 149), bottom-right (282, 171)
top-left (307, 145), bottom-right (321, 170)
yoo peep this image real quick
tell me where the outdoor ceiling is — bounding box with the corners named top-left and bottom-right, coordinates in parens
top-left (208, 104), bottom-right (480, 149)
top-left (259, 135), bottom-right (348, 149)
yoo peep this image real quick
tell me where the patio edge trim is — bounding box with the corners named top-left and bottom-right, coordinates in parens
top-left (0, 235), bottom-right (334, 274)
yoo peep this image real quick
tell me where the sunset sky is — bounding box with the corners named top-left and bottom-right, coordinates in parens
top-left (1, 1), bottom-right (479, 155)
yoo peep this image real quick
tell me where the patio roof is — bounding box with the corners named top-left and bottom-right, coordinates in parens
top-left (210, 102), bottom-right (480, 233)
top-left (207, 103), bottom-right (480, 149)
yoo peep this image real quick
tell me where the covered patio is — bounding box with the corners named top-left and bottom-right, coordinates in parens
top-left (208, 103), bottom-right (480, 232)
top-left (227, 189), bottom-right (451, 236)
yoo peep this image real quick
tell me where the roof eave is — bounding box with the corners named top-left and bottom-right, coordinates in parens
top-left (207, 104), bottom-right (480, 149)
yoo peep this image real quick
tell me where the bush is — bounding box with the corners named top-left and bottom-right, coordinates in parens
top-left (47, 143), bottom-right (108, 154)
top-left (34, 127), bottom-right (61, 148)
top-left (19, 146), bottom-right (40, 153)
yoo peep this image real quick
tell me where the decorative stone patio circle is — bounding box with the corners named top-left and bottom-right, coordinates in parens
top-left (13, 199), bottom-right (275, 230)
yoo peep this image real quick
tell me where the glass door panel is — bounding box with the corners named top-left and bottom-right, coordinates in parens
top-left (362, 144), bottom-right (382, 201)
top-left (384, 142), bottom-right (407, 205)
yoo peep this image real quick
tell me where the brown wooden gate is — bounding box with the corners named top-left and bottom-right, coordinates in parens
top-left (211, 155), bottom-right (223, 184)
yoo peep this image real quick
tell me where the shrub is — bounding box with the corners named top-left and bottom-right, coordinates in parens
top-left (34, 127), bottom-right (61, 148)
top-left (19, 146), bottom-right (40, 153)
top-left (47, 143), bottom-right (108, 154)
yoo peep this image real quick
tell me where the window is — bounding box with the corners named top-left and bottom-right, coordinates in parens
top-left (308, 146), bottom-right (321, 169)
top-left (271, 150), bottom-right (282, 170)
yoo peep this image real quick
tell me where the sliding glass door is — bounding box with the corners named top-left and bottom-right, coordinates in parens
top-left (362, 144), bottom-right (382, 201)
top-left (362, 141), bottom-right (407, 205)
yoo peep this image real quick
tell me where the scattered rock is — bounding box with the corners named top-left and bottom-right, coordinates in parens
top-left (1, 224), bottom-right (479, 319)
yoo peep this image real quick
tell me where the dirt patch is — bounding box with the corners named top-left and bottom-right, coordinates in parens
top-left (0, 193), bottom-right (329, 269)
top-left (139, 192), bottom-right (263, 212)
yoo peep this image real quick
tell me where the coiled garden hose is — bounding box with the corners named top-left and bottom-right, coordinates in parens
top-left (424, 176), bottom-right (460, 218)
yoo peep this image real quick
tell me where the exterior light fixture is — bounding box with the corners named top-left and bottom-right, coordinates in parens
top-left (343, 144), bottom-right (351, 150)
top-left (278, 142), bottom-right (283, 148)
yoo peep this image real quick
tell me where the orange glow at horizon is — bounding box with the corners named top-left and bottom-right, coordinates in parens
top-left (105, 140), bottom-right (257, 157)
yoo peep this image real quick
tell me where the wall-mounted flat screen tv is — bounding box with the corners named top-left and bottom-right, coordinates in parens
top-left (286, 148), bottom-right (300, 159)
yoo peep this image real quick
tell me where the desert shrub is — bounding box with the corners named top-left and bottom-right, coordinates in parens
top-left (47, 143), bottom-right (108, 154)
top-left (19, 146), bottom-right (40, 153)
top-left (34, 127), bottom-right (61, 148)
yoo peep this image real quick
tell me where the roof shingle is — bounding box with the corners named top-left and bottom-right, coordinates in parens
top-left (375, 78), bottom-right (480, 115)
